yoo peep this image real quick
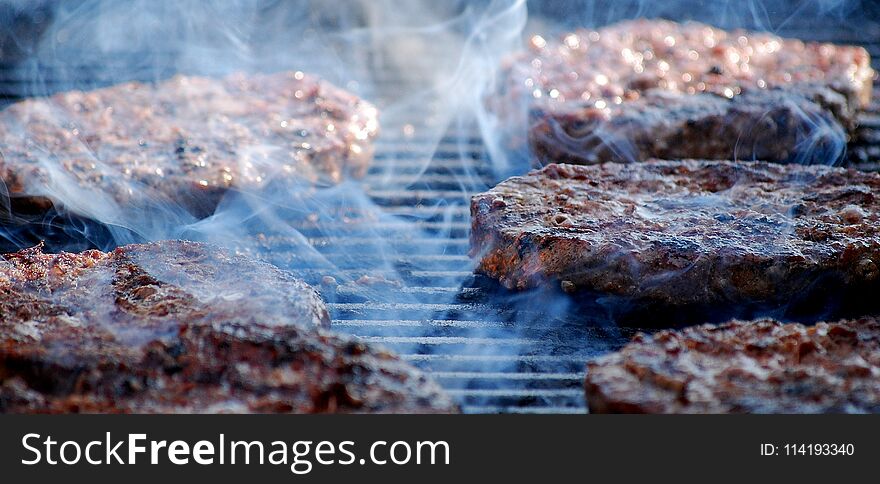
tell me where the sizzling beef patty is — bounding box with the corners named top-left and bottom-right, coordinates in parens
top-left (0, 241), bottom-right (454, 413)
top-left (471, 160), bottom-right (880, 313)
top-left (0, 71), bottom-right (379, 218)
top-left (499, 19), bottom-right (873, 165)
top-left (585, 317), bottom-right (880, 413)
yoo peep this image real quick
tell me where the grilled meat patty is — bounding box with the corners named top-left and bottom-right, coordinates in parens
top-left (499, 19), bottom-right (873, 165)
top-left (0, 241), bottom-right (454, 413)
top-left (471, 160), bottom-right (880, 314)
top-left (585, 317), bottom-right (880, 413)
top-left (0, 71), bottom-right (379, 218)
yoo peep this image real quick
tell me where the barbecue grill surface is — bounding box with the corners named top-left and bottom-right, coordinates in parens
top-left (1, 16), bottom-right (879, 413)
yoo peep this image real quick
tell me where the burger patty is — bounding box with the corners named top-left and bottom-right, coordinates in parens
top-left (0, 71), bottom-right (379, 218)
top-left (499, 19), bottom-right (873, 165)
top-left (585, 317), bottom-right (880, 413)
top-left (470, 160), bottom-right (880, 314)
top-left (0, 241), bottom-right (454, 413)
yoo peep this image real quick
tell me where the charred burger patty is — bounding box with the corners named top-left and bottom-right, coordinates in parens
top-left (500, 19), bottom-right (873, 165)
top-left (585, 317), bottom-right (880, 413)
top-left (0, 241), bottom-right (454, 413)
top-left (0, 71), bottom-right (379, 218)
top-left (470, 160), bottom-right (880, 314)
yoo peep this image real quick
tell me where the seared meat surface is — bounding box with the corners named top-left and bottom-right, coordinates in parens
top-left (499, 19), bottom-right (873, 165)
top-left (0, 72), bottom-right (379, 218)
top-left (585, 317), bottom-right (880, 413)
top-left (471, 160), bottom-right (880, 313)
top-left (0, 241), bottom-right (454, 413)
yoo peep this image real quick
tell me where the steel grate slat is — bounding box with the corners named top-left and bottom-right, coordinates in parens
top-left (431, 371), bottom-right (584, 381)
top-left (461, 406), bottom-right (586, 414)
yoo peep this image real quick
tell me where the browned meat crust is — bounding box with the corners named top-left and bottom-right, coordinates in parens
top-left (0, 241), bottom-right (454, 413)
top-left (470, 160), bottom-right (880, 313)
top-left (0, 72), bottom-right (379, 218)
top-left (499, 19), bottom-right (873, 165)
top-left (585, 317), bottom-right (880, 413)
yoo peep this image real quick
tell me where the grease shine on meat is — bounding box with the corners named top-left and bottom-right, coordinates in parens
top-left (0, 241), bottom-right (454, 413)
top-left (0, 71), bottom-right (379, 218)
top-left (498, 19), bottom-right (873, 165)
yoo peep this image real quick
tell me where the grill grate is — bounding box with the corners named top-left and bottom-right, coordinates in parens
top-left (255, 66), bottom-right (880, 413)
top-left (314, 136), bottom-right (633, 413)
top-left (0, 19), bottom-right (879, 413)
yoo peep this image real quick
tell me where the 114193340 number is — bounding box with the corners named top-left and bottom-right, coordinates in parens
top-left (783, 444), bottom-right (855, 456)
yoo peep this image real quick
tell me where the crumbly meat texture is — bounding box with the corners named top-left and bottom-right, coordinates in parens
top-left (500, 19), bottom-right (873, 164)
top-left (0, 241), bottom-right (454, 413)
top-left (585, 317), bottom-right (880, 413)
top-left (470, 160), bottom-right (880, 310)
top-left (0, 72), bottom-right (379, 218)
